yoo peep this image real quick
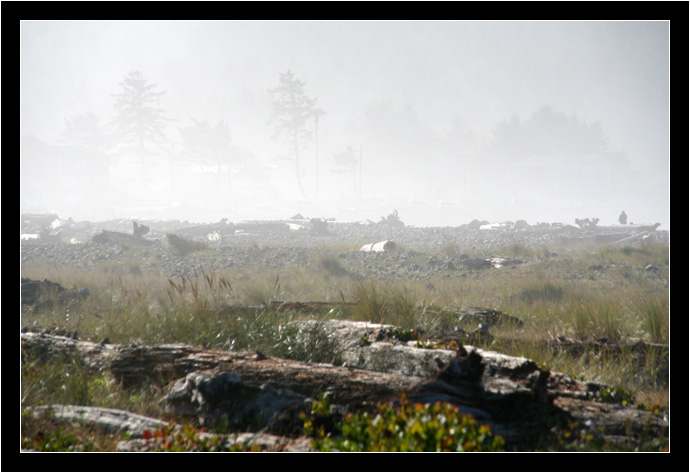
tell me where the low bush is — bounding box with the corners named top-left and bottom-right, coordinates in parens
top-left (302, 395), bottom-right (504, 452)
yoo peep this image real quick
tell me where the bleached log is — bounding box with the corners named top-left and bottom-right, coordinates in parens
top-left (360, 240), bottom-right (397, 252)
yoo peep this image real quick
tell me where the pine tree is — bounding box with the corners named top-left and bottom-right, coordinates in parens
top-left (111, 71), bottom-right (171, 185)
top-left (268, 70), bottom-right (322, 200)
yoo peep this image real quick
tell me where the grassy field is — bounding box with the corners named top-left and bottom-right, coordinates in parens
top-left (21, 237), bottom-right (669, 450)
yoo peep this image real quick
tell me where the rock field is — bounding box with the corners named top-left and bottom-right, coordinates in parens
top-left (20, 215), bottom-right (669, 281)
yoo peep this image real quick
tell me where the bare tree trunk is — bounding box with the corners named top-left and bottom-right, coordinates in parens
top-left (293, 130), bottom-right (308, 200)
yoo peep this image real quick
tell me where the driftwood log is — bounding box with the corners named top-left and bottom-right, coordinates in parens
top-left (360, 240), bottom-right (397, 252)
top-left (21, 325), bottom-right (668, 451)
top-left (20, 331), bottom-right (418, 407)
top-left (92, 229), bottom-right (153, 246)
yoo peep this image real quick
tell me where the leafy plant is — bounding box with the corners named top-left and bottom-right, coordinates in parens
top-left (388, 327), bottom-right (420, 343)
top-left (302, 395), bottom-right (504, 452)
top-left (589, 385), bottom-right (636, 406)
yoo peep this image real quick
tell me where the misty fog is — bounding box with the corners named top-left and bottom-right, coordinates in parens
top-left (20, 21), bottom-right (670, 229)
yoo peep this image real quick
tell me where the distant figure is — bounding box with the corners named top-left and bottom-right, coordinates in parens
top-left (618, 211), bottom-right (628, 225)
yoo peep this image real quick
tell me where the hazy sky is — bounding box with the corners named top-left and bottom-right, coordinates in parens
top-left (20, 20), bottom-right (670, 225)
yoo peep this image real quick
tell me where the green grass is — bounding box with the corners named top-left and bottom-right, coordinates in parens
top-left (518, 280), bottom-right (565, 304)
top-left (349, 278), bottom-right (423, 328)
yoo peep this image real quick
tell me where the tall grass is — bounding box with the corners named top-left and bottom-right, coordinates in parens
top-left (518, 280), bottom-right (565, 305)
top-left (350, 278), bottom-right (388, 323)
top-left (21, 263), bottom-right (345, 365)
top-left (636, 293), bottom-right (669, 344)
top-left (349, 279), bottom-right (421, 328)
top-left (21, 347), bottom-right (164, 417)
top-left (269, 321), bottom-right (343, 365)
top-left (567, 300), bottom-right (628, 342)
top-left (596, 241), bottom-right (669, 268)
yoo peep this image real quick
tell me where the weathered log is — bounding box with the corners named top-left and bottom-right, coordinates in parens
top-left (178, 221), bottom-right (288, 237)
top-left (20, 331), bottom-right (420, 406)
top-left (268, 300), bottom-right (357, 314)
top-left (615, 231), bottom-right (653, 245)
top-left (594, 233), bottom-right (632, 244)
top-left (360, 240), bottom-right (397, 252)
top-left (132, 221), bottom-right (150, 238)
top-left (21, 326), bottom-right (668, 451)
top-left (456, 307), bottom-right (524, 328)
top-left (92, 230), bottom-right (153, 246)
top-left (24, 405), bottom-right (169, 436)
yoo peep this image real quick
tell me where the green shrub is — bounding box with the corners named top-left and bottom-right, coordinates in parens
top-left (302, 395), bottom-right (504, 452)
